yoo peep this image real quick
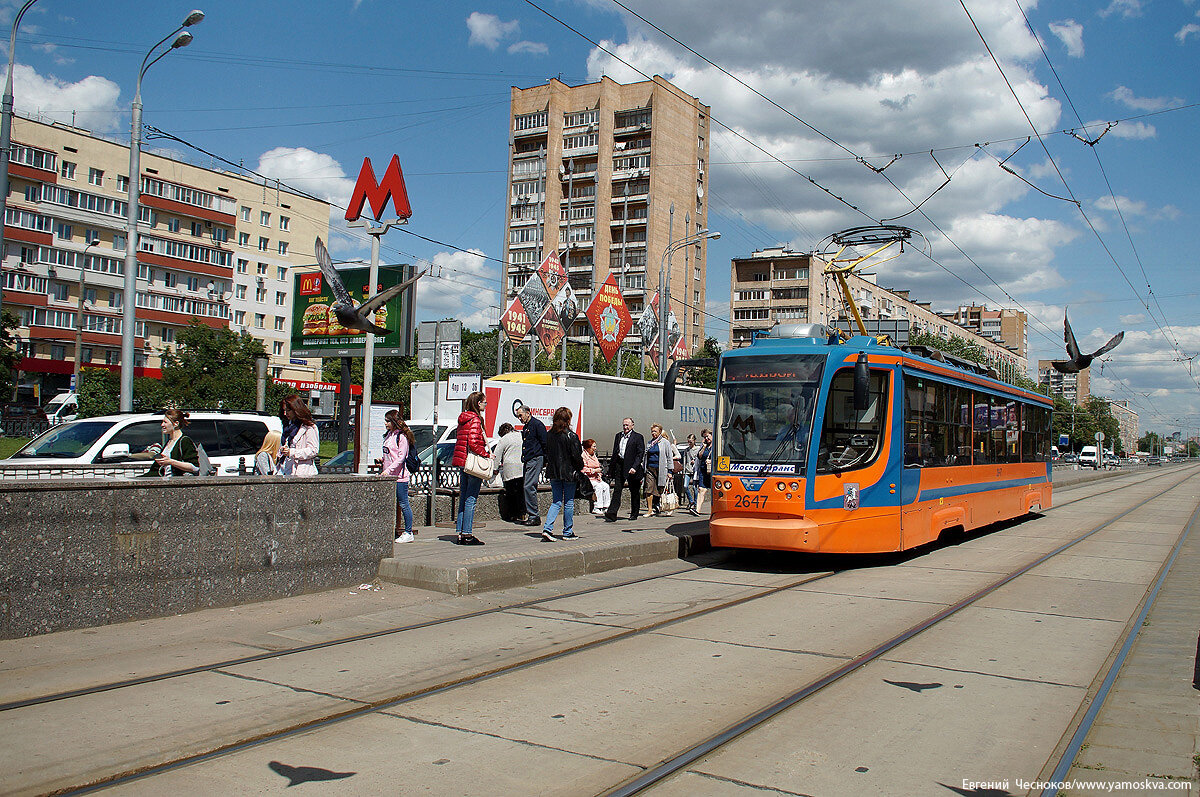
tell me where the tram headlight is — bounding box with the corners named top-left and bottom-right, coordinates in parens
top-left (775, 482), bottom-right (785, 491)
top-left (789, 481), bottom-right (800, 492)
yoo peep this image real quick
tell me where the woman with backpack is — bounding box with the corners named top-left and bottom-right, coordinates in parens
top-left (541, 406), bottom-right (585, 541)
top-left (380, 409), bottom-right (417, 543)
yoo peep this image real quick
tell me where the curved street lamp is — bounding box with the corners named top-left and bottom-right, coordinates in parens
top-left (120, 10), bottom-right (204, 411)
top-left (658, 229), bottom-right (719, 379)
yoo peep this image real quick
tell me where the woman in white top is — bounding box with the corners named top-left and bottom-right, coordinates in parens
top-left (279, 395), bottom-right (320, 477)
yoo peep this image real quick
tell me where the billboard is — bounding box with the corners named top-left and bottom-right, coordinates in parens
top-left (585, 273), bottom-right (633, 363)
top-left (290, 264), bottom-right (417, 357)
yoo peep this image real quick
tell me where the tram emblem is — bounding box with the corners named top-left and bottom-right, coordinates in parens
top-left (843, 483), bottom-right (860, 511)
top-left (740, 478), bottom-right (767, 491)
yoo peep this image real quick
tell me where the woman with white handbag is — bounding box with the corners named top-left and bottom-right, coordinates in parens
top-left (451, 391), bottom-right (493, 545)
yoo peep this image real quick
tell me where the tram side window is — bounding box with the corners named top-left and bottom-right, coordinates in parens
top-left (946, 384), bottom-right (972, 466)
top-left (904, 375), bottom-right (979, 468)
top-left (972, 396), bottom-right (993, 464)
top-left (1003, 398), bottom-right (1021, 463)
top-left (816, 369), bottom-right (888, 473)
top-left (1022, 404), bottom-right (1051, 462)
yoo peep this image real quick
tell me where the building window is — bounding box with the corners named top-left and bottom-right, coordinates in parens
top-left (615, 107), bottom-right (652, 128)
top-left (81, 347), bottom-right (92, 363)
top-left (162, 271), bottom-right (177, 288)
top-left (733, 309), bottom-right (771, 321)
top-left (109, 291), bottom-right (122, 308)
top-left (254, 313), bottom-right (265, 329)
top-left (234, 310), bottom-right (246, 325)
top-left (237, 258), bottom-right (248, 274)
top-left (274, 316), bottom-right (285, 331)
top-left (241, 206), bottom-right (251, 221)
top-left (51, 344), bottom-right (66, 360)
top-left (211, 227), bottom-right (228, 243)
top-left (279, 216), bottom-right (290, 231)
top-left (276, 266), bottom-right (287, 281)
top-left (83, 287), bottom-right (97, 304)
top-left (61, 161), bottom-right (76, 179)
top-left (563, 132), bottom-right (598, 150)
top-left (257, 262), bottom-right (268, 275)
top-left (260, 210), bottom-right (270, 227)
top-left (166, 218), bottom-right (181, 233)
top-left (277, 241), bottom-right (288, 255)
top-left (117, 175), bottom-right (128, 192)
top-left (255, 287), bottom-right (267, 302)
top-left (514, 110), bottom-right (548, 131)
top-left (162, 327), bottom-right (175, 344)
top-left (54, 222), bottom-right (73, 240)
top-left (272, 367), bottom-right (283, 378)
top-left (564, 109), bottom-right (599, 127)
top-left (275, 291), bottom-right (285, 306)
top-left (258, 237), bottom-right (268, 251)
top-left (272, 341), bottom-right (284, 355)
top-left (186, 276), bottom-right (200, 291)
top-left (235, 284), bottom-right (247, 299)
top-left (88, 168), bottom-right (104, 186)
top-left (190, 221), bottom-right (205, 237)
top-left (51, 282), bottom-right (69, 301)
top-left (113, 233), bottom-right (126, 250)
top-left (238, 232), bottom-right (250, 246)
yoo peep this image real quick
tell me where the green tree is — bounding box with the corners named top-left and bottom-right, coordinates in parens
top-left (908, 331), bottom-right (987, 365)
top-left (159, 321), bottom-right (269, 409)
top-left (0, 310), bottom-right (20, 401)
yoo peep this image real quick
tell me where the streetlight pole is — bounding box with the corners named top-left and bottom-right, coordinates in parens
top-left (559, 158), bottom-right (573, 373)
top-left (0, 0), bottom-right (41, 322)
top-left (657, 228), bottom-right (719, 380)
top-left (120, 10), bottom-right (203, 412)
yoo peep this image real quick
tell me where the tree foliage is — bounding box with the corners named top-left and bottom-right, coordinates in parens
top-left (0, 310), bottom-right (21, 401)
top-left (1051, 395), bottom-right (1122, 453)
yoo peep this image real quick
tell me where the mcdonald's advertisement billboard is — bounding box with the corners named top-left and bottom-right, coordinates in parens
top-left (290, 265), bottom-right (417, 358)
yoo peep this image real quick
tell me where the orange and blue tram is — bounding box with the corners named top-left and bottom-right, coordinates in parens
top-left (679, 324), bottom-right (1053, 554)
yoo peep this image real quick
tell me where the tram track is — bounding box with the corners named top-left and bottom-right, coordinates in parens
top-left (25, 467), bottom-right (1195, 796)
top-left (1, 464), bottom-right (1163, 716)
top-left (602, 465), bottom-right (1200, 796)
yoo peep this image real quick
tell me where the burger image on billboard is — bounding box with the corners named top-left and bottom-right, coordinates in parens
top-left (326, 306), bottom-right (346, 336)
top-left (302, 303), bottom-right (329, 336)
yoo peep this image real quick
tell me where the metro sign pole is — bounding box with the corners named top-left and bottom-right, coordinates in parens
top-left (345, 154), bottom-right (413, 475)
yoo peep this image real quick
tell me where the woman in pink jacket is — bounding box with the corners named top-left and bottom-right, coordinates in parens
top-left (279, 395), bottom-right (320, 477)
top-left (380, 409), bottom-right (415, 543)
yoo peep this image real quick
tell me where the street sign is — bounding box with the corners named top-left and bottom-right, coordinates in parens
top-left (1059, 434), bottom-right (1069, 448)
top-left (439, 342), bottom-right (461, 370)
top-left (1095, 431), bottom-right (1105, 442)
top-left (447, 372), bottom-right (481, 400)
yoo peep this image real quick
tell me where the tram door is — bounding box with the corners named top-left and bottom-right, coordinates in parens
top-left (899, 372), bottom-right (930, 546)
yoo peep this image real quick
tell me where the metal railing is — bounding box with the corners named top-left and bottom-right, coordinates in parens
top-left (0, 418), bottom-right (49, 439)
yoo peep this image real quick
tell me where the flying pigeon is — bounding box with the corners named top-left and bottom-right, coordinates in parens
top-left (1051, 312), bottom-right (1124, 374)
top-left (315, 236), bottom-right (422, 336)
top-left (268, 760), bottom-right (356, 786)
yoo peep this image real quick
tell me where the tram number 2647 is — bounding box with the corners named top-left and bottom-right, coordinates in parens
top-left (733, 494), bottom-right (769, 509)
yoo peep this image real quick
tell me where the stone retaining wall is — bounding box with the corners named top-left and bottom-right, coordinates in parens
top-left (0, 475), bottom-right (395, 639)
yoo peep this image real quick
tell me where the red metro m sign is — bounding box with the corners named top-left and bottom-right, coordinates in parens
top-left (345, 154), bottom-right (413, 222)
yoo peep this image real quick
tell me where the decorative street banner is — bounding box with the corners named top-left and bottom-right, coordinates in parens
top-left (291, 265), bottom-right (416, 357)
top-left (516, 274), bottom-right (550, 336)
top-left (638, 290), bottom-right (660, 351)
top-left (552, 282), bottom-right (580, 330)
top-left (537, 250), bottom-right (567, 300)
top-left (585, 273), bottom-right (633, 363)
top-left (499, 296), bottom-right (531, 346)
top-left (665, 309), bottom-right (684, 356)
top-left (535, 307), bottom-right (564, 352)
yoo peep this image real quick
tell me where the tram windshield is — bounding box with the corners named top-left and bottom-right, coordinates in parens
top-left (715, 355), bottom-right (825, 473)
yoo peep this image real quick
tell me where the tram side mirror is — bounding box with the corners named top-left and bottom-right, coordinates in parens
top-left (854, 352), bottom-right (869, 412)
top-left (664, 361), bottom-right (680, 409)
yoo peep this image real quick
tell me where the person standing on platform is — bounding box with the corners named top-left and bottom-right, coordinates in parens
top-left (452, 391), bottom-right (491, 545)
top-left (540, 406), bottom-right (585, 541)
top-left (380, 410), bottom-right (416, 543)
top-left (493, 422), bottom-right (525, 523)
top-left (691, 428), bottom-right (713, 516)
top-left (678, 433), bottom-right (698, 510)
top-left (279, 396), bottom-right (319, 477)
top-left (516, 404), bottom-right (546, 527)
top-left (604, 417), bottom-right (645, 522)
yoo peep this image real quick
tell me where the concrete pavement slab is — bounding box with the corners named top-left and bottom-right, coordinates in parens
top-left (1029, 552), bottom-right (1166, 585)
top-left (974, 573), bottom-right (1148, 622)
top-left (107, 711), bottom-right (641, 797)
top-left (679, 658), bottom-right (1085, 797)
top-left (793, 564), bottom-right (1000, 605)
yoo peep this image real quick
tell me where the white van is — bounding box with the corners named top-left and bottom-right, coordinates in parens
top-left (1078, 445), bottom-right (1100, 469)
top-left (44, 392), bottom-right (78, 425)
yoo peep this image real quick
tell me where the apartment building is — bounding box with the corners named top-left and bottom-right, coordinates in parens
top-left (503, 76), bottom-right (711, 355)
top-left (1038, 359), bottom-right (1091, 405)
top-left (948, 304), bottom-right (1028, 359)
top-left (729, 247), bottom-right (1027, 378)
top-left (1108, 399), bottom-right (1138, 454)
top-left (1, 115), bottom-right (329, 397)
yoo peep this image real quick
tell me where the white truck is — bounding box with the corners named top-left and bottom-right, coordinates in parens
top-left (410, 371), bottom-right (715, 451)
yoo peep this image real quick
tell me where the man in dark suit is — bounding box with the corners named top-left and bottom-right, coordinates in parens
top-left (605, 417), bottom-right (645, 521)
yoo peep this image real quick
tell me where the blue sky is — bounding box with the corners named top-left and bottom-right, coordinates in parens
top-left (4, 0), bottom-right (1198, 433)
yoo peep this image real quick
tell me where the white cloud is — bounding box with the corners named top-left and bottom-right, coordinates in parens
top-left (1098, 0), bottom-right (1143, 19)
top-left (1106, 120), bottom-right (1156, 139)
top-left (256, 147), bottom-right (357, 210)
top-left (1177, 23), bottom-right (1200, 43)
top-left (416, 249), bottom-right (498, 327)
top-left (507, 40), bottom-right (548, 56)
top-left (466, 12), bottom-right (519, 50)
top-left (1119, 313), bottom-right (1146, 324)
top-left (1108, 86), bottom-right (1182, 111)
top-left (1048, 20), bottom-right (1084, 57)
top-left (1093, 194), bottom-right (1181, 221)
top-left (5, 64), bottom-right (120, 131)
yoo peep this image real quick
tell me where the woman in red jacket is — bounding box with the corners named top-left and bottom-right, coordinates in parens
top-left (451, 391), bottom-right (492, 545)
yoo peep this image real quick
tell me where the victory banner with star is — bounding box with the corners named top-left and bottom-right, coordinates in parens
top-left (499, 296), bottom-right (530, 346)
top-left (584, 273), bottom-right (633, 362)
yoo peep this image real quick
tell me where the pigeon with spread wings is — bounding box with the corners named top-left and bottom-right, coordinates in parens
top-left (1051, 312), bottom-right (1124, 374)
top-left (314, 236), bottom-right (423, 336)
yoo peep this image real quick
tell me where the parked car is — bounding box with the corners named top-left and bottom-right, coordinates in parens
top-left (1146, 456), bottom-right (1162, 466)
top-left (1078, 446), bottom-right (1100, 469)
top-left (43, 392), bottom-right (79, 425)
top-left (1060, 452), bottom-right (1078, 463)
top-left (1103, 453), bottom-right (1119, 467)
top-left (4, 411), bottom-right (282, 476)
